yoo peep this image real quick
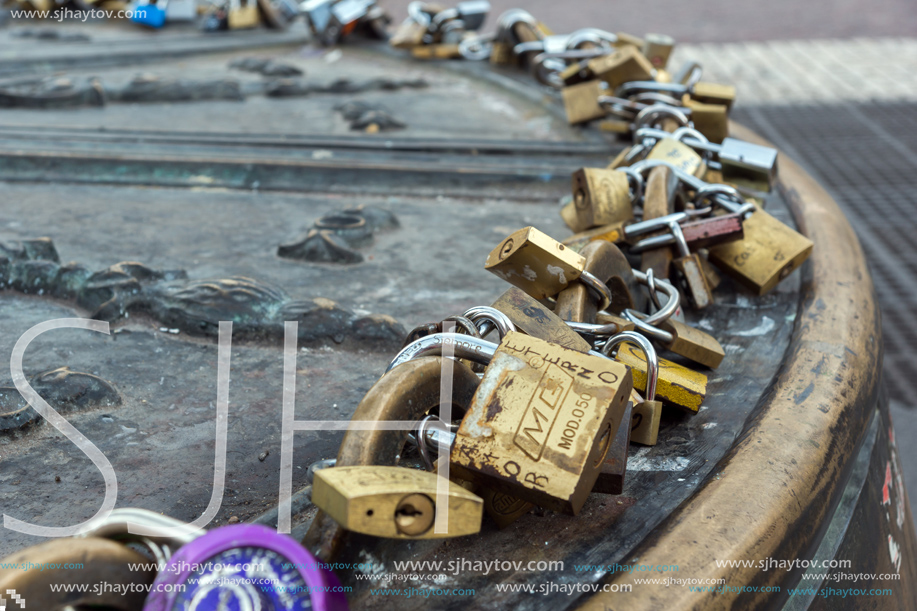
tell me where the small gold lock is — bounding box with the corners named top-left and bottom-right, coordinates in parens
top-left (645, 138), bottom-right (707, 178)
top-left (561, 222), bottom-right (628, 253)
top-left (707, 208), bottom-right (813, 295)
top-left (642, 33), bottom-right (675, 69)
top-left (412, 44), bottom-right (463, 59)
top-left (485, 226), bottom-right (585, 299)
top-left (312, 465), bottom-right (483, 539)
top-left (390, 20), bottom-right (428, 48)
top-left (561, 80), bottom-right (607, 124)
top-left (660, 319), bottom-right (725, 369)
top-left (491, 286), bottom-right (592, 353)
top-left (615, 341), bottom-right (707, 413)
top-left (682, 97), bottom-right (729, 143)
top-left (451, 332), bottom-right (633, 514)
top-left (587, 46), bottom-right (655, 89)
top-left (691, 82), bottom-right (737, 110)
top-left (571, 167), bottom-right (634, 230)
top-left (630, 388), bottom-right (662, 446)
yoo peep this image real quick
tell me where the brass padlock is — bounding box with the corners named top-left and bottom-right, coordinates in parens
top-left (485, 226), bottom-right (585, 299)
top-left (707, 207), bottom-right (813, 295)
top-left (603, 332), bottom-right (663, 446)
top-left (451, 331), bottom-right (633, 514)
top-left (614, 340), bottom-right (706, 413)
top-left (645, 137), bottom-right (707, 178)
top-left (390, 18), bottom-right (428, 48)
top-left (668, 221), bottom-right (714, 310)
top-left (228, 0), bottom-right (260, 29)
top-left (555, 240), bottom-right (636, 321)
top-left (642, 33), bottom-right (675, 69)
top-left (561, 221), bottom-right (628, 253)
top-left (682, 97), bottom-right (729, 143)
top-left (624, 309), bottom-right (725, 369)
top-left (492, 286), bottom-right (592, 352)
top-left (313, 465), bottom-right (483, 538)
top-left (587, 46), bottom-right (655, 88)
top-left (691, 81), bottom-right (737, 110)
top-left (594, 395), bottom-right (633, 493)
top-left (640, 164), bottom-right (678, 280)
top-left (562, 80), bottom-right (607, 124)
top-left (560, 197), bottom-right (591, 233)
top-left (571, 167), bottom-right (634, 230)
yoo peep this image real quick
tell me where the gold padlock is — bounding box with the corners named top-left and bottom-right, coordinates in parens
top-left (560, 198), bottom-right (591, 233)
top-left (451, 331), bottom-right (633, 514)
top-left (625, 310), bottom-right (725, 369)
top-left (603, 332), bottom-right (663, 446)
top-left (228, 0), bottom-right (260, 29)
top-left (642, 33), bottom-right (675, 69)
top-left (571, 167), bottom-right (634, 230)
top-left (640, 164), bottom-right (679, 280)
top-left (707, 208), bottom-right (813, 295)
top-left (555, 240), bottom-right (636, 321)
top-left (629, 388), bottom-right (662, 446)
top-left (485, 226), bottom-right (585, 299)
top-left (390, 20), bottom-right (428, 48)
top-left (645, 137), bottom-right (707, 178)
top-left (682, 97), bottom-right (729, 143)
top-left (587, 46), bottom-right (655, 88)
top-left (313, 465), bottom-right (483, 539)
top-left (412, 44), bottom-right (463, 59)
top-left (691, 82), bottom-right (737, 110)
top-left (561, 221), bottom-right (628, 253)
top-left (562, 80), bottom-right (607, 124)
top-left (594, 398), bottom-right (632, 493)
top-left (492, 286), bottom-right (592, 352)
top-left (614, 341), bottom-right (706, 413)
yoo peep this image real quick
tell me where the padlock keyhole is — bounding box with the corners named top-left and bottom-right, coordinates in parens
top-left (394, 493), bottom-right (435, 536)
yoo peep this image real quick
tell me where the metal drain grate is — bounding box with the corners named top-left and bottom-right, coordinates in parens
top-left (734, 102), bottom-right (917, 405)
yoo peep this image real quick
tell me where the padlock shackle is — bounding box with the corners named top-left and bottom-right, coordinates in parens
top-left (387, 333), bottom-right (498, 372)
top-left (631, 269), bottom-right (680, 325)
top-left (601, 331), bottom-right (658, 401)
top-left (463, 305), bottom-right (516, 339)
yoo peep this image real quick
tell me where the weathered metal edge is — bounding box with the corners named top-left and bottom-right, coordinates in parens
top-left (575, 121), bottom-right (909, 610)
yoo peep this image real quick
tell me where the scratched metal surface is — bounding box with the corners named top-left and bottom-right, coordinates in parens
top-left (0, 27), bottom-right (805, 610)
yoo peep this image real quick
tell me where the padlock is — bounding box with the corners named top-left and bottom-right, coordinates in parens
top-left (130, 0), bottom-right (168, 28)
top-left (562, 80), bottom-right (607, 124)
top-left (390, 18), bottom-right (429, 48)
top-left (555, 240), bottom-right (636, 321)
top-left (587, 46), bottom-right (655, 88)
top-left (144, 524), bottom-right (348, 610)
top-left (594, 396), bottom-right (632, 493)
top-left (0, 538), bottom-right (157, 610)
top-left (485, 226), bottom-right (585, 299)
top-left (613, 31), bottom-right (645, 49)
top-left (668, 221), bottom-right (715, 310)
top-left (704, 188), bottom-right (812, 295)
top-left (228, 0), bottom-right (260, 29)
top-left (682, 97), bottom-right (729, 143)
top-left (691, 81), bottom-right (737, 110)
top-left (450, 331), bottom-right (633, 514)
top-left (640, 164), bottom-right (678, 280)
top-left (614, 341), bottom-right (706, 413)
top-left (602, 332), bottom-right (662, 447)
top-left (303, 356), bottom-right (482, 559)
top-left (313, 465), bottom-right (483, 538)
top-left (659, 129), bottom-right (778, 191)
top-left (412, 43), bottom-right (463, 59)
top-left (642, 33), bottom-right (675, 69)
top-left (624, 309), bottom-right (725, 369)
top-left (561, 221), bottom-right (628, 253)
top-left (492, 286), bottom-right (593, 352)
top-left (644, 137), bottom-right (707, 178)
top-left (560, 197), bottom-right (591, 233)
top-left (571, 167), bottom-right (634, 229)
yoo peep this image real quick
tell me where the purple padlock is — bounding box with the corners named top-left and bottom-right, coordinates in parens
top-left (143, 524), bottom-right (349, 611)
